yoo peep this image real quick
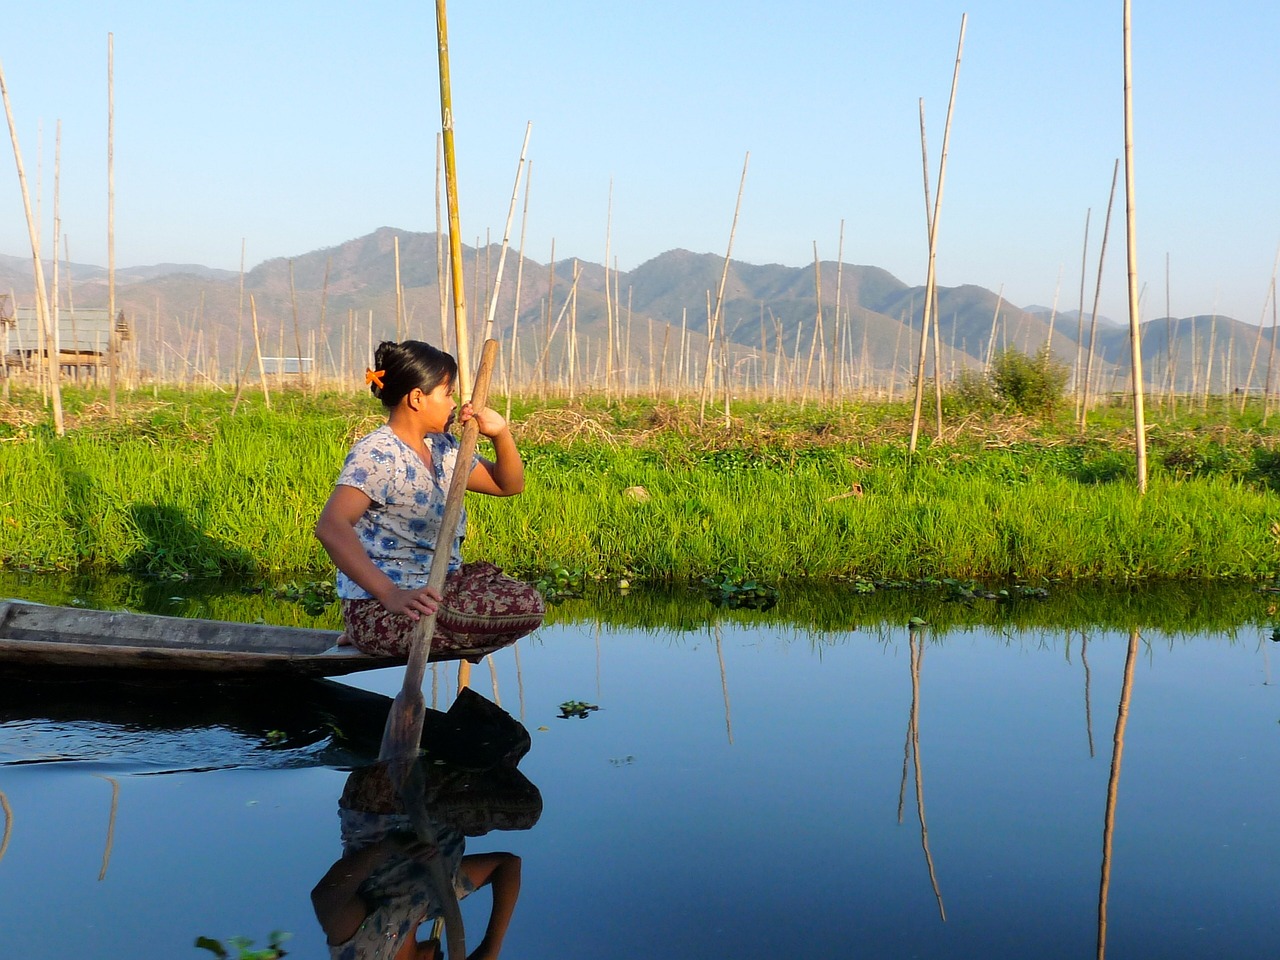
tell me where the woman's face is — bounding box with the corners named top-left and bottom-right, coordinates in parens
top-left (414, 377), bottom-right (457, 433)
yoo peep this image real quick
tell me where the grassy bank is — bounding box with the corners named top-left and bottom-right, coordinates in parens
top-left (2, 387), bottom-right (1280, 583)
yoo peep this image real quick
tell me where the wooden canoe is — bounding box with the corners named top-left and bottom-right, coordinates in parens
top-left (0, 599), bottom-right (405, 677)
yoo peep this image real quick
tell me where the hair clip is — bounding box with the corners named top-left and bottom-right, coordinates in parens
top-left (365, 368), bottom-right (385, 389)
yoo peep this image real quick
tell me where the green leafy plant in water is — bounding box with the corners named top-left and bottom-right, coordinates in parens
top-left (701, 569), bottom-right (779, 610)
top-left (535, 563), bottom-right (585, 604)
top-left (267, 579), bottom-right (337, 616)
top-left (558, 700), bottom-right (599, 719)
top-left (195, 931), bottom-right (290, 959)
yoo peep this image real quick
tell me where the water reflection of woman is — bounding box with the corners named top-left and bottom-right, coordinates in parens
top-left (311, 760), bottom-right (523, 960)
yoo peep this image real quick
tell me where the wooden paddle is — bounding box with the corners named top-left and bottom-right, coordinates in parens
top-left (379, 337), bottom-right (499, 765)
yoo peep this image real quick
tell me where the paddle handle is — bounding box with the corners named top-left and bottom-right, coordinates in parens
top-left (400, 338), bottom-right (499, 688)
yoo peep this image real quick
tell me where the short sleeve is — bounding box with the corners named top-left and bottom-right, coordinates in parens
top-left (337, 431), bottom-right (398, 505)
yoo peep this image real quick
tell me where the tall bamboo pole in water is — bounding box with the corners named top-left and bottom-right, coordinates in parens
top-left (435, 135), bottom-right (448, 350)
top-left (52, 121), bottom-right (62, 388)
top-left (603, 179), bottom-right (614, 401)
top-left (699, 151), bottom-right (750, 425)
top-left (1080, 159), bottom-right (1120, 431)
top-left (917, 99), bottom-right (944, 436)
top-left (909, 14), bottom-right (965, 454)
top-left (482, 122), bottom-right (531, 348)
top-left (1122, 0), bottom-right (1148, 491)
top-left (1238, 242), bottom-right (1279, 412)
top-left (436, 0), bottom-right (471, 397)
top-left (0, 57), bottom-right (63, 433)
top-left (506, 159), bottom-right (531, 419)
top-left (1073, 209), bottom-right (1092, 412)
top-left (106, 33), bottom-right (119, 413)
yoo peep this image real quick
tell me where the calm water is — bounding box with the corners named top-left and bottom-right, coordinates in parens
top-left (1, 588), bottom-right (1277, 959)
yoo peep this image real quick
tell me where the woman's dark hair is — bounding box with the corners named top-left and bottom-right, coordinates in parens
top-left (370, 340), bottom-right (457, 408)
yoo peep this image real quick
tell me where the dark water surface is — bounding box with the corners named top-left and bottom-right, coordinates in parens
top-left (1, 580), bottom-right (1277, 959)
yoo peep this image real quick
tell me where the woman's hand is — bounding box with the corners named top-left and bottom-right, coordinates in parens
top-left (376, 585), bottom-right (443, 621)
top-left (459, 403), bottom-right (508, 438)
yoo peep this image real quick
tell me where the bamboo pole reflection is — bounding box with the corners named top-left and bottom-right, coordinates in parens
top-left (714, 620), bottom-right (734, 745)
top-left (93, 774), bottom-right (120, 881)
top-left (1082, 633), bottom-right (1096, 758)
top-left (0, 790), bottom-right (12, 865)
top-left (486, 654), bottom-right (502, 707)
top-left (595, 619), bottom-right (603, 702)
top-left (898, 625), bottom-right (946, 920)
top-left (1097, 627), bottom-right (1140, 960)
top-left (514, 641), bottom-right (526, 723)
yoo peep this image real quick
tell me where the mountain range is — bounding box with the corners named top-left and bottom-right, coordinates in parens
top-left (1, 227), bottom-right (1270, 394)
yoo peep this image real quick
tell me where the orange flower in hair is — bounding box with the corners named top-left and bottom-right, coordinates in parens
top-left (365, 368), bottom-right (385, 389)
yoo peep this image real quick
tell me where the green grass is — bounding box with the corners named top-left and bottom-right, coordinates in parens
top-left (3, 386), bottom-right (1280, 584)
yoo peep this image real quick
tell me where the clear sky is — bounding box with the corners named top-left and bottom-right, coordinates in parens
top-left (2, 1), bottom-right (1277, 324)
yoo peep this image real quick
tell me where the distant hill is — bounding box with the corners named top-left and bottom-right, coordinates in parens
top-left (0, 231), bottom-right (1267, 394)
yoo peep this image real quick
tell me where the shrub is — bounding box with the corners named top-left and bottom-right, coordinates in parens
top-left (989, 346), bottom-right (1070, 416)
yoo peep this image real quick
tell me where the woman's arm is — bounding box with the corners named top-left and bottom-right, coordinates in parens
top-left (314, 485), bottom-right (441, 618)
top-left (460, 406), bottom-right (525, 497)
top-left (459, 853), bottom-right (522, 960)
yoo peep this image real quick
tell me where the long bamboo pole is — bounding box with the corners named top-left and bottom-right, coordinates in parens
top-left (0, 57), bottom-right (62, 433)
top-left (436, 0), bottom-right (471, 397)
top-left (1073, 209), bottom-right (1092, 411)
top-left (506, 159), bottom-right (531, 419)
top-left (107, 33), bottom-right (118, 414)
top-left (1238, 242), bottom-right (1280, 411)
top-left (1264, 281), bottom-right (1278, 424)
top-left (481, 122), bottom-right (531, 349)
top-left (909, 15), bottom-right (966, 454)
top-left (699, 151), bottom-right (750, 425)
top-left (1122, 0), bottom-right (1148, 491)
top-left (52, 121), bottom-right (61, 389)
top-left (917, 99), bottom-right (944, 436)
top-left (1080, 159), bottom-right (1121, 430)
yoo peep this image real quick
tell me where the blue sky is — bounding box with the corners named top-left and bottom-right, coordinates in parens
top-left (2, 1), bottom-right (1277, 323)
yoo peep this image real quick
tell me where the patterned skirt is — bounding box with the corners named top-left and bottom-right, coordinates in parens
top-left (341, 561), bottom-right (545, 661)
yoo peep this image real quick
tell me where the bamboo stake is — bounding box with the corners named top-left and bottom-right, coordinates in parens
top-left (108, 33), bottom-right (117, 415)
top-left (507, 159), bottom-right (532, 419)
top-left (909, 15), bottom-right (965, 453)
top-left (436, 0), bottom-right (471, 398)
top-left (52, 121), bottom-right (61, 389)
top-left (483, 121), bottom-right (531, 347)
top-left (1125, 135), bottom-right (1149, 450)
top-left (0, 56), bottom-right (63, 433)
top-left (699, 151), bottom-right (750, 425)
top-left (1264, 281), bottom-right (1278, 424)
top-left (831, 221), bottom-right (844, 401)
top-left (532, 263), bottom-right (580, 383)
top-left (1201, 313), bottom-right (1216, 412)
top-left (1080, 159), bottom-right (1121, 431)
top-left (916, 99), bottom-right (944, 434)
top-left (603, 179), bottom-right (614, 400)
top-left (1073, 209), bottom-right (1093, 411)
top-left (984, 285), bottom-right (1003, 371)
top-left (435, 134), bottom-right (449, 349)
top-left (250, 294), bottom-right (271, 410)
top-left (1239, 242), bottom-right (1280, 411)
top-left (543, 241), bottom-right (555, 396)
top-left (316, 257), bottom-right (330, 395)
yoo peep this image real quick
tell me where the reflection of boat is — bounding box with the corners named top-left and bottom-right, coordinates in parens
top-left (0, 675), bottom-right (405, 770)
top-left (0, 600), bottom-right (402, 677)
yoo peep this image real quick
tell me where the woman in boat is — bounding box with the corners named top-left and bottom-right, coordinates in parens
top-left (315, 340), bottom-right (544, 661)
